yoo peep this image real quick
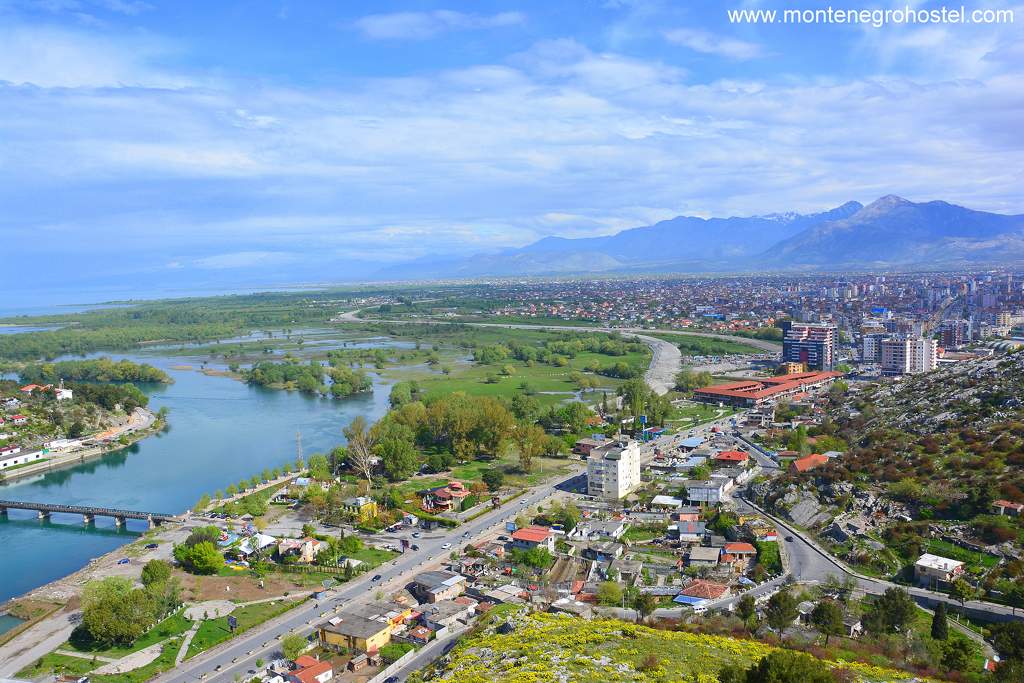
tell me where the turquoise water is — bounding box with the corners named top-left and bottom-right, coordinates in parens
top-left (0, 613), bottom-right (25, 636)
top-left (0, 352), bottom-right (392, 604)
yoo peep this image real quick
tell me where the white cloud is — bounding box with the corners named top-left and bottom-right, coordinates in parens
top-left (351, 10), bottom-right (525, 41)
top-left (663, 27), bottom-right (765, 60)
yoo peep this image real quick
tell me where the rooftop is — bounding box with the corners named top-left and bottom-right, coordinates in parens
top-left (512, 525), bottom-right (552, 543)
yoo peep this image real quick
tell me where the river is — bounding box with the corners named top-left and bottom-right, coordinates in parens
top-left (0, 351), bottom-right (393, 605)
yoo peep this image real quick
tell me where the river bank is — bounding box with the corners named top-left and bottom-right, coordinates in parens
top-left (0, 407), bottom-right (161, 485)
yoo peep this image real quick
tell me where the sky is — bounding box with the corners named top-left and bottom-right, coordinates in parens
top-left (1, 0), bottom-right (1023, 297)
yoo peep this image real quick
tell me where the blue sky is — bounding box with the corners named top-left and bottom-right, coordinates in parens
top-left (1, 0), bottom-right (1022, 295)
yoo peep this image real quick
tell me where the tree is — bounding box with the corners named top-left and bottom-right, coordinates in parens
top-left (765, 591), bottom-right (798, 634)
top-left (343, 416), bottom-right (376, 486)
top-left (482, 468), bottom-right (505, 492)
top-left (174, 541), bottom-right (223, 575)
top-left (374, 422), bottom-right (419, 481)
top-left (307, 453), bottom-right (331, 480)
top-left (281, 633), bottom-right (307, 661)
top-left (863, 587), bottom-right (916, 635)
top-left (931, 601), bottom-right (948, 640)
top-left (951, 577), bottom-right (975, 607)
top-left (632, 592), bottom-right (657, 623)
top-left (993, 622), bottom-right (1024, 662)
top-left (67, 419), bottom-right (86, 438)
top-left (735, 650), bottom-right (833, 683)
top-left (514, 423), bottom-right (548, 474)
top-left (675, 369), bottom-right (713, 392)
top-left (596, 581), bottom-right (623, 606)
top-left (140, 559), bottom-right (172, 587)
top-left (81, 577), bottom-right (155, 646)
top-left (736, 594), bottom-right (757, 624)
top-left (942, 638), bottom-right (974, 672)
top-left (810, 599), bottom-right (844, 645)
top-left (510, 393), bottom-right (540, 421)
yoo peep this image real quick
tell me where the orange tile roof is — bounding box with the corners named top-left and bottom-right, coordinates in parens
top-left (724, 542), bottom-right (757, 554)
top-left (714, 450), bottom-right (749, 462)
top-left (680, 579), bottom-right (730, 600)
top-left (791, 453), bottom-right (828, 473)
top-left (512, 525), bottom-right (551, 543)
top-left (695, 371), bottom-right (842, 401)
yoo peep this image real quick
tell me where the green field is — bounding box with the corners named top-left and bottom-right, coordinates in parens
top-left (17, 652), bottom-right (98, 680)
top-left (923, 538), bottom-right (1000, 569)
top-left (186, 599), bottom-right (302, 659)
top-left (649, 332), bottom-right (765, 356)
top-left (64, 611), bottom-right (193, 659)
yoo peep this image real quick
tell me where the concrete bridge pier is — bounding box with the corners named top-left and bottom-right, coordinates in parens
top-left (147, 516), bottom-right (160, 529)
top-left (0, 505), bottom-right (7, 517)
top-left (83, 513), bottom-right (94, 524)
top-left (37, 510), bottom-right (50, 520)
top-left (114, 516), bottom-right (126, 527)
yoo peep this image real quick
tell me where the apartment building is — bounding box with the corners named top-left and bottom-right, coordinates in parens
top-left (586, 438), bottom-right (642, 500)
top-left (781, 322), bottom-right (835, 371)
top-left (880, 336), bottom-right (938, 375)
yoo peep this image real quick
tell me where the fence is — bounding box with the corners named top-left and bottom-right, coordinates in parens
top-left (366, 648), bottom-right (416, 683)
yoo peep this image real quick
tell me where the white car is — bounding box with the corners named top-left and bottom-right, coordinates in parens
top-left (441, 543), bottom-right (452, 550)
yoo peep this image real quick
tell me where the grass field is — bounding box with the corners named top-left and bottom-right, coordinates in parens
top-left (924, 538), bottom-right (1000, 569)
top-left (649, 332), bottom-right (765, 356)
top-left (91, 641), bottom-right (181, 683)
top-left (16, 652), bottom-right (98, 680)
top-left (186, 599), bottom-right (302, 660)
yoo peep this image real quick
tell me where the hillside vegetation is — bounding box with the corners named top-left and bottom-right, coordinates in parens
top-left (418, 612), bottom-right (923, 683)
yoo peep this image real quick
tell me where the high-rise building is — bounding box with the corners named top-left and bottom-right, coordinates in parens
top-left (862, 333), bottom-right (886, 362)
top-left (938, 320), bottom-right (970, 349)
top-left (781, 322), bottom-right (835, 371)
top-left (881, 337), bottom-right (938, 375)
top-left (586, 438), bottom-right (642, 500)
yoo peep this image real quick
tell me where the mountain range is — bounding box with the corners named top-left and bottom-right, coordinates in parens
top-left (385, 196), bottom-right (1024, 279)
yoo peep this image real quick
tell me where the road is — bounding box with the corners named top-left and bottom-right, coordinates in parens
top-left (155, 466), bottom-right (586, 682)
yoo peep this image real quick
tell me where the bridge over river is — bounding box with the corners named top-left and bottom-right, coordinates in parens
top-left (0, 499), bottom-right (183, 528)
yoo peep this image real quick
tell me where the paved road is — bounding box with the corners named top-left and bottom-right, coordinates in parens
top-left (155, 466), bottom-right (586, 682)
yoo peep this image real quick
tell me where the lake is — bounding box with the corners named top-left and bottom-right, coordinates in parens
top-left (0, 352), bottom-right (392, 605)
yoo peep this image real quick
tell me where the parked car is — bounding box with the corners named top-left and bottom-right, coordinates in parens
top-left (117, 558), bottom-right (130, 565)
top-left (371, 574), bottom-right (382, 582)
top-left (411, 544), bottom-right (420, 551)
top-left (441, 543), bottom-right (452, 550)
top-left (145, 542), bottom-right (159, 549)
top-left (412, 532), bottom-right (421, 538)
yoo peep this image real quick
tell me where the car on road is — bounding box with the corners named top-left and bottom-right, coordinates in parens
top-left (412, 532), bottom-right (420, 538)
top-left (411, 544), bottom-right (419, 551)
top-left (785, 536), bottom-right (794, 542)
top-left (384, 677), bottom-right (400, 683)
top-left (145, 543), bottom-right (159, 549)
top-left (117, 558), bottom-right (130, 565)
top-left (441, 543), bottom-right (451, 550)
top-left (371, 574), bottom-right (382, 581)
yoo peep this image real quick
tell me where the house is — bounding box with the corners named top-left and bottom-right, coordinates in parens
top-left (419, 599), bottom-right (475, 630)
top-left (713, 450), bottom-right (749, 465)
top-left (914, 553), bottom-right (965, 587)
top-left (687, 546), bottom-right (721, 567)
top-left (569, 520), bottom-right (626, 541)
top-left (511, 525), bottom-right (555, 552)
top-left (287, 656), bottom-right (333, 683)
top-left (19, 384), bottom-right (47, 394)
top-left (548, 597), bottom-right (594, 619)
top-left (573, 436), bottom-right (607, 456)
top-left (682, 478), bottom-right (727, 504)
top-left (671, 508), bottom-right (702, 523)
top-left (408, 570), bottom-right (466, 603)
top-left (796, 600), bottom-right (816, 625)
top-left (678, 579), bottom-right (730, 601)
top-left (790, 453), bottom-right (828, 474)
top-left (723, 542), bottom-right (757, 557)
top-left (650, 495), bottom-right (684, 509)
top-left (678, 436), bottom-right (704, 452)
top-left (992, 499), bottom-right (1024, 517)
top-left (420, 481), bottom-right (472, 513)
top-left (408, 625), bottom-right (433, 644)
top-left (341, 496), bottom-right (378, 522)
top-left (1, 446), bottom-right (44, 470)
top-left (844, 614), bottom-right (864, 637)
top-left (320, 615), bottom-right (392, 654)
top-left (236, 533), bottom-right (277, 557)
top-left (9, 415), bottom-right (28, 426)
top-left (344, 600), bottom-right (415, 630)
top-left (669, 521), bottom-right (707, 543)
top-left (581, 541), bottom-right (623, 562)
top-left (277, 537), bottom-right (325, 564)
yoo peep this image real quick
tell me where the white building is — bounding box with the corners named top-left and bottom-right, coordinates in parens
top-left (1, 448), bottom-right (45, 470)
top-left (682, 478), bottom-right (728, 504)
top-left (881, 337), bottom-right (938, 376)
top-left (914, 553), bottom-right (964, 587)
top-left (586, 438), bottom-right (642, 500)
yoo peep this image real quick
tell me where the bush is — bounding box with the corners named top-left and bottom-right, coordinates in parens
top-left (380, 642), bottom-right (414, 663)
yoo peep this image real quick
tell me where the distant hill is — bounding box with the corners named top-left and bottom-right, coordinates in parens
top-left (384, 196), bottom-right (1024, 279)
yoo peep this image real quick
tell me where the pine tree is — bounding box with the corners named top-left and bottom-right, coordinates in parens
top-left (931, 601), bottom-right (949, 640)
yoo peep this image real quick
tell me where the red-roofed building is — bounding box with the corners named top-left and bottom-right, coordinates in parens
top-left (992, 499), bottom-right (1024, 517)
top-left (723, 542), bottom-right (757, 556)
top-left (9, 415), bottom-right (27, 425)
top-left (693, 371), bottom-right (842, 407)
top-left (511, 525), bottom-right (554, 552)
top-left (288, 656), bottom-right (333, 683)
top-left (679, 579), bottom-right (731, 601)
top-left (713, 450), bottom-right (749, 464)
top-left (790, 453), bottom-right (828, 474)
